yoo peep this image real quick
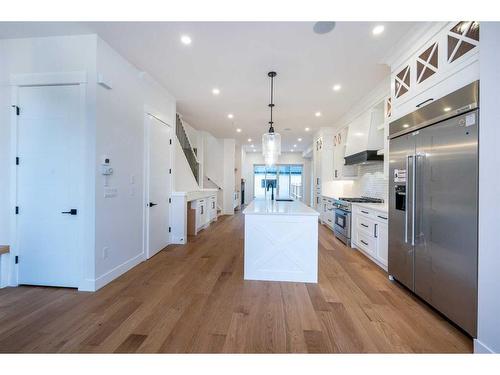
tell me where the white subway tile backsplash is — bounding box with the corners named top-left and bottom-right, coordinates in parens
top-left (351, 163), bottom-right (388, 200)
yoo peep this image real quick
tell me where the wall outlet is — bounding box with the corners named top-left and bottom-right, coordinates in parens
top-left (102, 247), bottom-right (109, 259)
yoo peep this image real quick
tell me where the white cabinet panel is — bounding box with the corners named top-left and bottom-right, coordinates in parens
top-left (351, 204), bottom-right (388, 270)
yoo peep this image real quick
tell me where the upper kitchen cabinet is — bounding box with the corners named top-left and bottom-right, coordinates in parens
top-left (312, 129), bottom-right (335, 210)
top-left (333, 127), bottom-right (358, 180)
top-left (390, 21), bottom-right (479, 120)
top-left (344, 106), bottom-right (384, 165)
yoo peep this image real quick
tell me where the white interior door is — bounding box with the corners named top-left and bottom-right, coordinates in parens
top-left (146, 115), bottom-right (171, 259)
top-left (16, 84), bottom-right (83, 288)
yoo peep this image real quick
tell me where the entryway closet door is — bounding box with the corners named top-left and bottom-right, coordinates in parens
top-left (145, 115), bottom-right (172, 259)
top-left (16, 84), bottom-right (84, 288)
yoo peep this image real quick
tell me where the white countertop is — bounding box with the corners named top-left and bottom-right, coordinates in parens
top-left (243, 199), bottom-right (319, 216)
top-left (351, 202), bottom-right (388, 213)
top-left (172, 189), bottom-right (218, 201)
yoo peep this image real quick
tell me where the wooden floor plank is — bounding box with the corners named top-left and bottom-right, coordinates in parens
top-left (0, 214), bottom-right (472, 353)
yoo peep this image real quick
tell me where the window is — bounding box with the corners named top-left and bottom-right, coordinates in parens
top-left (253, 164), bottom-right (304, 200)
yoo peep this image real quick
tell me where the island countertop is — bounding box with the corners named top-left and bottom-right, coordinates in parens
top-left (243, 199), bottom-right (319, 216)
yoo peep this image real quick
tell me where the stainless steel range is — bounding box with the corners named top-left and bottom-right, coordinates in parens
top-left (333, 197), bottom-right (384, 246)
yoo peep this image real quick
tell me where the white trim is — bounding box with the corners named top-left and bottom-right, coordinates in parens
top-left (10, 71), bottom-right (87, 86)
top-left (474, 339), bottom-right (496, 354)
top-left (88, 252), bottom-right (145, 292)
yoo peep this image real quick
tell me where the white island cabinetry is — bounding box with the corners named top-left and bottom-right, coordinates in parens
top-left (243, 199), bottom-right (319, 283)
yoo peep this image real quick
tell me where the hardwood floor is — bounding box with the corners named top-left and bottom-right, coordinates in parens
top-left (0, 212), bottom-right (472, 353)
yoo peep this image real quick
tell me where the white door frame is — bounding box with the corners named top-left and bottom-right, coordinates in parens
top-left (143, 110), bottom-right (174, 259)
top-left (9, 71), bottom-right (89, 289)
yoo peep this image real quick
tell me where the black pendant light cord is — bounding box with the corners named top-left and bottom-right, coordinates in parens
top-left (268, 71), bottom-right (277, 133)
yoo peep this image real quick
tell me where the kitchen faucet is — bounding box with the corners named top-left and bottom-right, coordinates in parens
top-left (266, 181), bottom-right (275, 201)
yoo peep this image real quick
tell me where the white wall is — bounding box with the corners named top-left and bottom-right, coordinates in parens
top-left (203, 131), bottom-right (224, 187)
top-left (222, 139), bottom-right (235, 214)
top-left (242, 152), bottom-right (312, 205)
top-left (93, 37), bottom-right (176, 287)
top-left (475, 21), bottom-right (500, 354)
top-left (0, 34), bottom-right (98, 288)
top-left (0, 34), bottom-right (177, 291)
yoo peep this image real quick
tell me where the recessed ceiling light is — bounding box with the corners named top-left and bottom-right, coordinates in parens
top-left (315, 112), bottom-right (322, 117)
top-left (212, 88), bottom-right (220, 95)
top-left (372, 25), bottom-right (385, 36)
top-left (444, 107), bottom-right (452, 112)
top-left (180, 35), bottom-right (192, 45)
top-left (298, 138), bottom-right (302, 142)
top-left (251, 144), bottom-right (255, 148)
top-left (236, 128), bottom-right (242, 133)
top-left (305, 127), bottom-right (310, 132)
top-left (253, 149), bottom-right (257, 152)
top-left (402, 124), bottom-right (410, 128)
top-left (227, 113), bottom-right (234, 119)
top-left (293, 144), bottom-right (297, 147)
top-left (248, 138), bottom-right (252, 142)
top-left (333, 84), bottom-right (341, 92)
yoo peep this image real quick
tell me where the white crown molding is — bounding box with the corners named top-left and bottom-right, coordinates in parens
top-left (380, 22), bottom-right (448, 71)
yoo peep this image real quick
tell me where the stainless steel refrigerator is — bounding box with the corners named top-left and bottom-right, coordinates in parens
top-left (388, 81), bottom-right (478, 337)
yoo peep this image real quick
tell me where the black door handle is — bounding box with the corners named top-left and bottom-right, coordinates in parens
top-left (149, 202), bottom-right (157, 207)
top-left (61, 209), bottom-right (77, 215)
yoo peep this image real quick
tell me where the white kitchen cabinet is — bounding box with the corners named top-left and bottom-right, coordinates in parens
top-left (333, 127), bottom-right (358, 180)
top-left (208, 195), bottom-right (217, 222)
top-left (376, 220), bottom-right (388, 265)
top-left (187, 193), bottom-right (218, 236)
top-left (312, 130), bottom-right (334, 212)
top-left (391, 21), bottom-right (479, 121)
top-left (351, 204), bottom-right (388, 270)
top-left (319, 196), bottom-right (334, 229)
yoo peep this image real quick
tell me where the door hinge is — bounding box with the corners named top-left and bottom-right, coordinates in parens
top-left (169, 169), bottom-right (172, 174)
top-left (16, 157), bottom-right (19, 165)
top-left (12, 105), bottom-right (20, 116)
top-left (15, 206), bottom-right (19, 214)
top-left (169, 227), bottom-right (171, 233)
top-left (169, 139), bottom-right (172, 145)
top-left (15, 256), bottom-right (19, 264)
top-left (169, 198), bottom-right (171, 203)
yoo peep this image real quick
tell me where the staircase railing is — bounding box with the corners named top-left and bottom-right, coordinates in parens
top-left (176, 114), bottom-right (200, 185)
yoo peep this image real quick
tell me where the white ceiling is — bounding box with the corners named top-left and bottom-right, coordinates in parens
top-left (0, 21), bottom-right (420, 151)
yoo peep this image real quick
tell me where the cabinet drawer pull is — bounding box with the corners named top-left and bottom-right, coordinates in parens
top-left (416, 98), bottom-right (434, 108)
top-left (361, 223), bottom-right (368, 228)
top-left (377, 215), bottom-right (387, 220)
top-left (361, 240), bottom-right (368, 246)
top-left (361, 210), bottom-right (369, 214)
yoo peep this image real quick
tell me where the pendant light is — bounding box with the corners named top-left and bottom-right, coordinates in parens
top-left (262, 71), bottom-right (281, 166)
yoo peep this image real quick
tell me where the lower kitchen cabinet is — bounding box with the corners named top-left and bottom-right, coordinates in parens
top-left (187, 194), bottom-right (218, 236)
top-left (319, 196), bottom-right (334, 229)
top-left (351, 204), bottom-right (388, 270)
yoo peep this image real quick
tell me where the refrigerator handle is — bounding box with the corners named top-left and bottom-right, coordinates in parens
top-left (405, 155), bottom-right (413, 244)
top-left (411, 154), bottom-right (417, 246)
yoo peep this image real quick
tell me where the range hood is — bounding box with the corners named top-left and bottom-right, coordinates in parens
top-left (344, 106), bottom-right (384, 165)
top-left (344, 150), bottom-right (383, 165)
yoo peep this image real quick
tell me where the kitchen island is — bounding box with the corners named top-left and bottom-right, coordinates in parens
top-left (243, 199), bottom-right (319, 283)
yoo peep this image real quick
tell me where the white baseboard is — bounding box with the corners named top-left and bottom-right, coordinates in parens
top-left (474, 339), bottom-right (496, 354)
top-left (79, 252), bottom-right (145, 292)
top-left (171, 235), bottom-right (186, 244)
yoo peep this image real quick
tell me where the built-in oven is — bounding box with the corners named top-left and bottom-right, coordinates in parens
top-left (334, 207), bottom-right (351, 246)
